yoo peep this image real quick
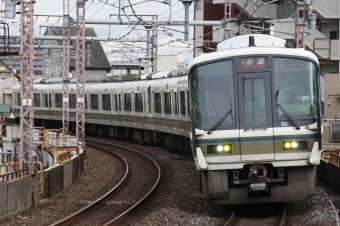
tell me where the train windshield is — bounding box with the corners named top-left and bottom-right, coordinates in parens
top-left (274, 58), bottom-right (319, 118)
top-left (189, 60), bottom-right (235, 130)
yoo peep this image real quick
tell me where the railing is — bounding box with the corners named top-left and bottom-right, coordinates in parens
top-left (321, 149), bottom-right (340, 166)
top-left (0, 169), bottom-right (29, 183)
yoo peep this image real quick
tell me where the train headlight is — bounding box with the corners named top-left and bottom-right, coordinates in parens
top-left (282, 141), bottom-right (308, 151)
top-left (207, 144), bottom-right (233, 155)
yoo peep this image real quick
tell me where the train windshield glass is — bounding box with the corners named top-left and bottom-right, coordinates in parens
top-left (189, 60), bottom-right (235, 130)
top-left (273, 58), bottom-right (319, 118)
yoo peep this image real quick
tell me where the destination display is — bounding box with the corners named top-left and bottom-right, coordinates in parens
top-left (239, 57), bottom-right (267, 69)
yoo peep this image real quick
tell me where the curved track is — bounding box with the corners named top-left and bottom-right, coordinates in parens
top-left (51, 138), bottom-right (161, 226)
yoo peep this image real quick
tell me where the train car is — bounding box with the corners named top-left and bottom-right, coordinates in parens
top-left (12, 72), bottom-right (191, 149)
top-left (12, 34), bottom-right (322, 205)
top-left (189, 34), bottom-right (322, 204)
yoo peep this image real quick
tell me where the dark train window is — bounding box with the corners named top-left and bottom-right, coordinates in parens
top-left (69, 94), bottom-right (76, 109)
top-left (174, 92), bottom-right (178, 115)
top-left (55, 93), bottom-right (62, 108)
top-left (85, 94), bottom-right (88, 109)
top-left (148, 86), bottom-right (151, 113)
top-left (119, 94), bottom-right (121, 111)
top-left (164, 92), bottom-right (171, 114)
top-left (44, 94), bottom-right (48, 108)
top-left (49, 94), bottom-right (52, 107)
top-left (114, 94), bottom-right (118, 111)
top-left (135, 93), bottom-right (143, 112)
top-left (155, 93), bottom-right (161, 113)
top-left (90, 94), bottom-right (99, 110)
top-left (187, 91), bottom-right (190, 117)
top-left (180, 91), bottom-right (186, 116)
top-left (102, 94), bottom-right (111, 111)
top-left (124, 93), bottom-right (132, 111)
top-left (34, 93), bottom-right (40, 107)
top-left (16, 93), bottom-right (20, 106)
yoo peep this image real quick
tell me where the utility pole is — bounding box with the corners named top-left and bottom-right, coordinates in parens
top-left (151, 16), bottom-right (158, 72)
top-left (19, 0), bottom-right (34, 172)
top-left (181, 0), bottom-right (192, 41)
top-left (295, 0), bottom-right (306, 48)
top-left (62, 0), bottom-right (70, 135)
top-left (76, 0), bottom-right (86, 150)
top-left (223, 0), bottom-right (232, 40)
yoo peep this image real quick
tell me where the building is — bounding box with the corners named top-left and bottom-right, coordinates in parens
top-left (0, 35), bottom-right (44, 75)
top-left (42, 26), bottom-right (111, 78)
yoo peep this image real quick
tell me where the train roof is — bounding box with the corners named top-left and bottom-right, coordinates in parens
top-left (189, 35), bottom-right (319, 70)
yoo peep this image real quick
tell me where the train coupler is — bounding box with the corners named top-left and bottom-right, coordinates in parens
top-left (247, 164), bottom-right (269, 192)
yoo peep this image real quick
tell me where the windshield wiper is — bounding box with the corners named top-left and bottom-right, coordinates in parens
top-left (208, 110), bottom-right (232, 134)
top-left (276, 90), bottom-right (300, 130)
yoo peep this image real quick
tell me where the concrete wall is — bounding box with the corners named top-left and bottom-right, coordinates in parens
top-left (0, 174), bottom-right (40, 218)
top-left (324, 73), bottom-right (340, 119)
top-left (1, 153), bottom-right (84, 218)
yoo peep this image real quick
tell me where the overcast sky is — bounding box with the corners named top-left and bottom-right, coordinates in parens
top-left (3, 0), bottom-right (194, 65)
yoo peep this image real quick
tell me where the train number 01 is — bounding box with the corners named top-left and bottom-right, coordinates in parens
top-left (281, 122), bottom-right (288, 127)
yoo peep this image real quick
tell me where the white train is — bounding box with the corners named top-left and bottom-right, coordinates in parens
top-left (12, 34), bottom-right (322, 204)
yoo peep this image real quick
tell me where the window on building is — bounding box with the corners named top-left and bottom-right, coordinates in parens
top-left (330, 31), bottom-right (338, 40)
top-left (69, 94), bottom-right (76, 109)
top-left (155, 93), bottom-right (161, 113)
top-left (102, 94), bottom-right (111, 111)
top-left (124, 93), bottom-right (132, 111)
top-left (164, 92), bottom-right (171, 114)
top-left (135, 93), bottom-right (143, 112)
top-left (90, 94), bottom-right (99, 110)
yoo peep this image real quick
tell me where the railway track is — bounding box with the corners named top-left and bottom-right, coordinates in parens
top-left (51, 138), bottom-right (161, 226)
top-left (224, 204), bottom-right (286, 226)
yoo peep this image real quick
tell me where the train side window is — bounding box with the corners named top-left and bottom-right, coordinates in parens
top-left (180, 91), bottom-right (186, 116)
top-left (119, 94), bottom-right (121, 111)
top-left (44, 94), bottom-right (48, 108)
top-left (124, 93), bottom-right (132, 111)
top-left (114, 94), bottom-right (118, 111)
top-left (102, 94), bottom-right (111, 111)
top-left (16, 93), bottom-right (20, 106)
top-left (148, 86), bottom-right (151, 113)
top-left (187, 91), bottom-right (190, 117)
top-left (164, 92), bottom-right (171, 114)
top-left (69, 94), bottom-right (76, 109)
top-left (34, 93), bottom-right (41, 107)
top-left (174, 92), bottom-right (178, 115)
top-left (155, 93), bottom-right (161, 113)
top-left (135, 93), bottom-right (143, 112)
top-left (85, 94), bottom-right (88, 109)
top-left (55, 93), bottom-right (62, 108)
top-left (49, 94), bottom-right (52, 107)
top-left (90, 94), bottom-right (99, 110)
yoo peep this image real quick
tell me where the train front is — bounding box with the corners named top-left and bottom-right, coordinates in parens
top-left (188, 35), bottom-right (322, 204)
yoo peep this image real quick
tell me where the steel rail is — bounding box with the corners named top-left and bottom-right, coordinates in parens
top-left (98, 140), bottom-right (162, 226)
top-left (50, 143), bottom-right (130, 226)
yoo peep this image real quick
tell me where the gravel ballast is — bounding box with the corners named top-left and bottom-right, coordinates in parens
top-left (0, 140), bottom-right (337, 225)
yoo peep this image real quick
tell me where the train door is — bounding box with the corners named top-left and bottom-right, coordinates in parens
top-left (237, 72), bottom-right (274, 161)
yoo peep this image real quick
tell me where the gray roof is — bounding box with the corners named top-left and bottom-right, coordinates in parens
top-left (44, 26), bottom-right (111, 71)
